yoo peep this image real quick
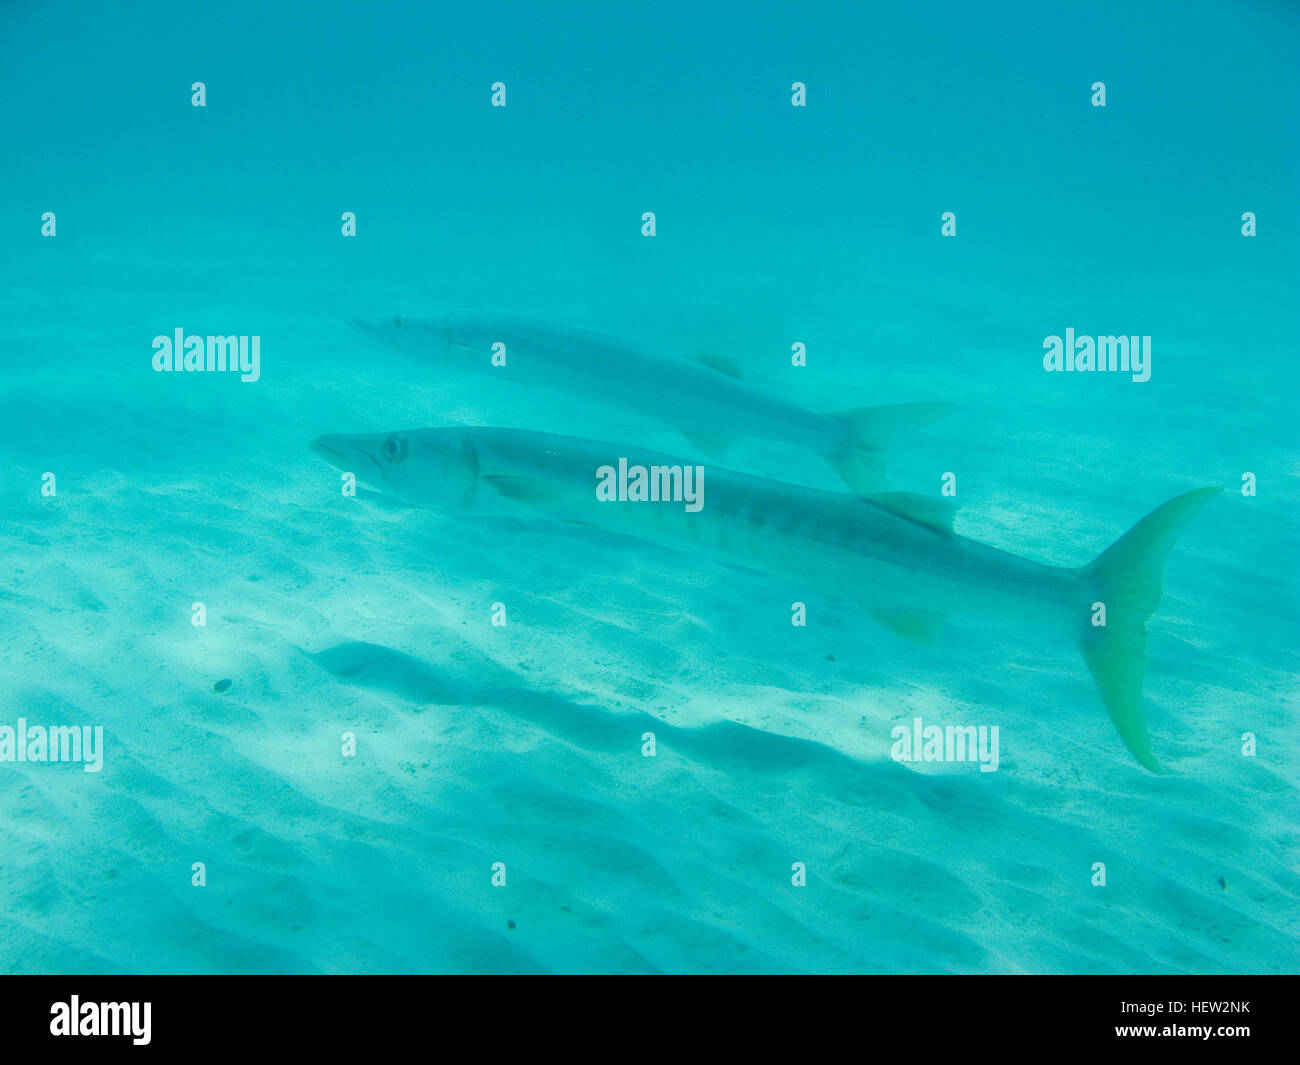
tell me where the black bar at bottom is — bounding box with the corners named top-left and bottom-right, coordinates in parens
top-left (0, 974), bottom-right (1290, 1053)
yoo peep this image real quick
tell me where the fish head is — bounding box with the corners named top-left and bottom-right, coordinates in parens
top-left (346, 314), bottom-right (451, 355)
top-left (310, 428), bottom-right (479, 510)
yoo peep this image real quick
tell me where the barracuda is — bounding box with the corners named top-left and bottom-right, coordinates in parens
top-left (311, 426), bottom-right (1219, 772)
top-left (346, 312), bottom-right (953, 495)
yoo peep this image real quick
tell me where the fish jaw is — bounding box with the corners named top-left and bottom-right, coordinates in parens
top-left (346, 315), bottom-right (405, 345)
top-left (310, 428), bottom-right (484, 510)
top-left (310, 433), bottom-right (388, 486)
top-left (347, 314), bottom-right (452, 356)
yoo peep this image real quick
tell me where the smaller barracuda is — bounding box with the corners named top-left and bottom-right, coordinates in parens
top-left (347, 313), bottom-right (952, 495)
top-left (311, 426), bottom-right (1219, 772)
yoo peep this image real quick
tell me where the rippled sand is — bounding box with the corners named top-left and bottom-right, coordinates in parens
top-left (1, 251), bottom-right (1295, 974)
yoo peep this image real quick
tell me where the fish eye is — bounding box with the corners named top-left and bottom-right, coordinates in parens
top-left (392, 315), bottom-right (405, 332)
top-left (381, 435), bottom-right (407, 464)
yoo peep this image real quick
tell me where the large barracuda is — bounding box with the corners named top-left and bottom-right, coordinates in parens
top-left (347, 313), bottom-right (952, 495)
top-left (311, 426), bottom-right (1218, 771)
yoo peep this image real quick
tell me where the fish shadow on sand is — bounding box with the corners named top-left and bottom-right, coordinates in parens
top-left (303, 639), bottom-right (1010, 820)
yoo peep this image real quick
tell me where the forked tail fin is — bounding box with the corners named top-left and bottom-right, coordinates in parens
top-left (827, 402), bottom-right (957, 495)
top-left (1077, 487), bottom-right (1221, 771)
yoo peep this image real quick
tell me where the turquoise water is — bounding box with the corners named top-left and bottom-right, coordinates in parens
top-left (1, 0), bottom-right (1296, 973)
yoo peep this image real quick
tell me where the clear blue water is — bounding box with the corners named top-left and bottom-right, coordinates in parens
top-left (1, 0), bottom-right (1296, 973)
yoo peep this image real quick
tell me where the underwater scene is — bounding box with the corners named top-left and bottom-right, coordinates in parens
top-left (1, 0), bottom-right (1296, 974)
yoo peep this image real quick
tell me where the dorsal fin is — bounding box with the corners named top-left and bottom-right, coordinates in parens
top-left (690, 351), bottom-right (744, 379)
top-left (865, 492), bottom-right (957, 533)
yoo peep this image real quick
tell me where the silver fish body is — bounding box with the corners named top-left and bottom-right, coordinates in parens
top-left (347, 314), bottom-right (953, 494)
top-left (311, 424), bottom-right (1219, 770)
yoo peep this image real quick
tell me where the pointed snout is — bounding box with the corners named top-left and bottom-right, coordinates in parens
top-left (310, 433), bottom-right (355, 469)
top-left (346, 317), bottom-right (393, 342)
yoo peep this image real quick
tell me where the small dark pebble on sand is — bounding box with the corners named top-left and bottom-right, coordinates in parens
top-left (213, 678), bottom-right (232, 693)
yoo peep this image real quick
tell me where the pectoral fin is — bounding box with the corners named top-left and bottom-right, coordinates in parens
top-left (866, 492), bottom-right (957, 534)
top-left (680, 427), bottom-right (733, 460)
top-left (690, 351), bottom-right (744, 379)
top-left (483, 475), bottom-right (567, 503)
top-left (871, 609), bottom-right (949, 644)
